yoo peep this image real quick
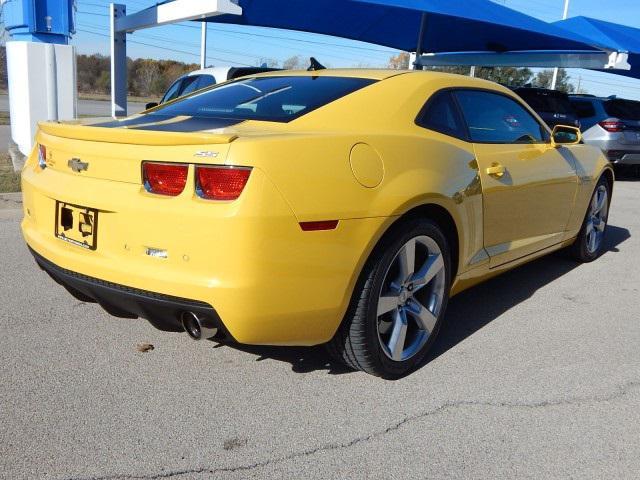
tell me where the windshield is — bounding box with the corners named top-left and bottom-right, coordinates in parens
top-left (149, 76), bottom-right (376, 123)
top-left (604, 99), bottom-right (640, 121)
top-left (516, 90), bottom-right (574, 115)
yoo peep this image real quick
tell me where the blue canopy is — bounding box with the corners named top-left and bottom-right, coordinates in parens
top-left (555, 16), bottom-right (640, 80)
top-left (208, 0), bottom-right (600, 54)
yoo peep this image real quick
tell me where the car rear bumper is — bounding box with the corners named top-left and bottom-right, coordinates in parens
top-left (609, 152), bottom-right (640, 165)
top-left (30, 246), bottom-right (230, 336)
top-left (21, 158), bottom-right (389, 346)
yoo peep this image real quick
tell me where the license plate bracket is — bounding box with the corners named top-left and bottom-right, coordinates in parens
top-left (55, 201), bottom-right (99, 250)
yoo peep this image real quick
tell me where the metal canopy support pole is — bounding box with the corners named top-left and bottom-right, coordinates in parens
top-left (110, 3), bottom-right (127, 118)
top-left (551, 0), bottom-right (571, 89)
top-left (200, 22), bottom-right (208, 69)
top-left (109, 0), bottom-right (242, 119)
top-left (413, 13), bottom-right (427, 70)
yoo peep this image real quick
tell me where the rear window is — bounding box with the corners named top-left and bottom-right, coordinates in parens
top-left (570, 99), bottom-right (596, 119)
top-left (516, 90), bottom-right (573, 114)
top-left (148, 76), bottom-right (376, 122)
top-left (604, 99), bottom-right (640, 120)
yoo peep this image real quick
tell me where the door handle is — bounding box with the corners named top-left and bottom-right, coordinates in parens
top-left (486, 163), bottom-right (507, 178)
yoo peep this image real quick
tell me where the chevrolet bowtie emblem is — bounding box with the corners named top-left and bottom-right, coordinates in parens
top-left (68, 158), bottom-right (89, 173)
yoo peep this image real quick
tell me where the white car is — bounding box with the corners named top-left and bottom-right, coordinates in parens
top-left (146, 66), bottom-right (280, 109)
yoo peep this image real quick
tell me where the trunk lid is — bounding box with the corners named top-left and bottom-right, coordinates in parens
top-left (37, 120), bottom-right (238, 184)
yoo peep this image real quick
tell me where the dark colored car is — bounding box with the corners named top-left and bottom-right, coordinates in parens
top-left (513, 87), bottom-right (580, 129)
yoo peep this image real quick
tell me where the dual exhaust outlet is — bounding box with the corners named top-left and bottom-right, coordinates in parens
top-left (181, 311), bottom-right (218, 341)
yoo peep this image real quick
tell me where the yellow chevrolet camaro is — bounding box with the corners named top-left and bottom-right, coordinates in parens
top-left (22, 70), bottom-right (613, 378)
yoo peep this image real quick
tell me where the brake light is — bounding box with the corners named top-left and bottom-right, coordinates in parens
top-left (195, 166), bottom-right (251, 201)
top-left (142, 162), bottom-right (188, 196)
top-left (599, 119), bottom-right (624, 132)
top-left (38, 144), bottom-right (47, 169)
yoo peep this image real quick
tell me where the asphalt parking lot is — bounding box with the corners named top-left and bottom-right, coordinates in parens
top-left (1, 181), bottom-right (639, 480)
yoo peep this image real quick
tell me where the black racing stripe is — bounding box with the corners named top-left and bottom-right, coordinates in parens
top-left (91, 115), bottom-right (245, 132)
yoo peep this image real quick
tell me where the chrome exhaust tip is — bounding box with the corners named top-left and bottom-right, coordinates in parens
top-left (181, 311), bottom-right (218, 341)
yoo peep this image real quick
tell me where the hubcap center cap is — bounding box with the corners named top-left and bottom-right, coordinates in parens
top-left (399, 289), bottom-right (410, 304)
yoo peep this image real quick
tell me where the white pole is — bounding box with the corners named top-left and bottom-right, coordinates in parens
top-left (469, 66), bottom-right (476, 78)
top-left (45, 44), bottom-right (58, 121)
top-left (111, 3), bottom-right (128, 118)
top-left (200, 22), bottom-right (207, 69)
top-left (551, 0), bottom-right (571, 90)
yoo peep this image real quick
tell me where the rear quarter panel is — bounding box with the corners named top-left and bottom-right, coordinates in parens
top-left (561, 144), bottom-right (614, 236)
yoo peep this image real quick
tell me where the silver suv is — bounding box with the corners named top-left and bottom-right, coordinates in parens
top-left (569, 95), bottom-right (640, 169)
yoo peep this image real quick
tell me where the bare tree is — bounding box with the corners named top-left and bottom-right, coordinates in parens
top-left (282, 55), bottom-right (304, 70)
top-left (387, 52), bottom-right (410, 70)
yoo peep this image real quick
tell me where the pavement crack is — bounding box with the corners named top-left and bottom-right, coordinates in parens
top-left (60, 380), bottom-right (640, 480)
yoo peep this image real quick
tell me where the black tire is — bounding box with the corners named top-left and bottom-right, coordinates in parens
top-left (568, 176), bottom-right (611, 263)
top-left (327, 219), bottom-right (451, 379)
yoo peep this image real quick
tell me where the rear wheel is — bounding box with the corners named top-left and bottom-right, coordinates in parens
top-left (568, 177), bottom-right (611, 262)
top-left (327, 219), bottom-right (451, 379)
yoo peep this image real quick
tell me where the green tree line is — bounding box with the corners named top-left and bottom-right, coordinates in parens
top-left (0, 47), bottom-right (199, 97)
top-left (0, 47), bottom-right (581, 97)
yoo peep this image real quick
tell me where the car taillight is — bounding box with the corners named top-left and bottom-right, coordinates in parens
top-left (599, 119), bottom-right (624, 132)
top-left (38, 144), bottom-right (47, 169)
top-left (142, 162), bottom-right (188, 196)
top-left (195, 166), bottom-right (251, 201)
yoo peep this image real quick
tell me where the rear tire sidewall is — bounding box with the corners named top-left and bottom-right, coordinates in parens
top-left (364, 220), bottom-right (451, 378)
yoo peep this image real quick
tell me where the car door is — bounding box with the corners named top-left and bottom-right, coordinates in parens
top-left (453, 89), bottom-right (579, 267)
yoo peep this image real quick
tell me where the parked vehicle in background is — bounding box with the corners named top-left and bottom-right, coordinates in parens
top-left (145, 66), bottom-right (280, 109)
top-left (512, 87), bottom-right (580, 129)
top-left (570, 95), bottom-right (640, 173)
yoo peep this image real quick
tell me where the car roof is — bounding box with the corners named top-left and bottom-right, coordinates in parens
top-left (514, 86), bottom-right (568, 95)
top-left (569, 94), bottom-right (638, 103)
top-left (186, 67), bottom-right (231, 77)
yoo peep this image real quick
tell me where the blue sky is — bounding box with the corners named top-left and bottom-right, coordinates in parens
top-left (73, 0), bottom-right (640, 100)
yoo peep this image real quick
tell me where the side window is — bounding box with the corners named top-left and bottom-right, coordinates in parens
top-left (416, 91), bottom-right (467, 140)
top-left (178, 76), bottom-right (202, 96)
top-left (196, 75), bottom-right (216, 90)
top-left (571, 100), bottom-right (596, 119)
top-left (454, 90), bottom-right (546, 144)
top-left (161, 79), bottom-right (184, 104)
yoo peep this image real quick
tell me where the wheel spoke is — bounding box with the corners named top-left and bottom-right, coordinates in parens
top-left (588, 229), bottom-right (597, 252)
top-left (592, 188), bottom-right (607, 215)
top-left (406, 299), bottom-right (438, 333)
top-left (377, 294), bottom-right (399, 316)
top-left (594, 218), bottom-right (606, 232)
top-left (585, 220), bottom-right (594, 237)
top-left (591, 191), bottom-right (599, 213)
top-left (396, 239), bottom-right (416, 283)
top-left (388, 309), bottom-right (408, 361)
top-left (411, 253), bottom-right (444, 292)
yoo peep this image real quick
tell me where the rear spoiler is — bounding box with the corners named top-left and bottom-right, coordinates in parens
top-left (37, 121), bottom-right (238, 146)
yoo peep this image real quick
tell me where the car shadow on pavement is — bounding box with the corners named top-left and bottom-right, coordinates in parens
top-left (421, 224), bottom-right (631, 368)
top-left (214, 225), bottom-right (630, 377)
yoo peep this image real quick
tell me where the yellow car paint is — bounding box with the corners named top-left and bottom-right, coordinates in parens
top-left (21, 70), bottom-right (613, 346)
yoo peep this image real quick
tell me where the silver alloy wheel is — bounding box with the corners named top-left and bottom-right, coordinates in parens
top-left (376, 235), bottom-right (446, 362)
top-left (585, 185), bottom-right (609, 255)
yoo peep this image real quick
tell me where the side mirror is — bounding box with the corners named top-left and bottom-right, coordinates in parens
top-left (145, 102), bottom-right (159, 110)
top-left (551, 125), bottom-right (581, 146)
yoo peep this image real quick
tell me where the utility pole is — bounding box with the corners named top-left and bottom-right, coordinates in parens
top-left (551, 0), bottom-right (571, 90)
top-left (200, 22), bottom-right (208, 69)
